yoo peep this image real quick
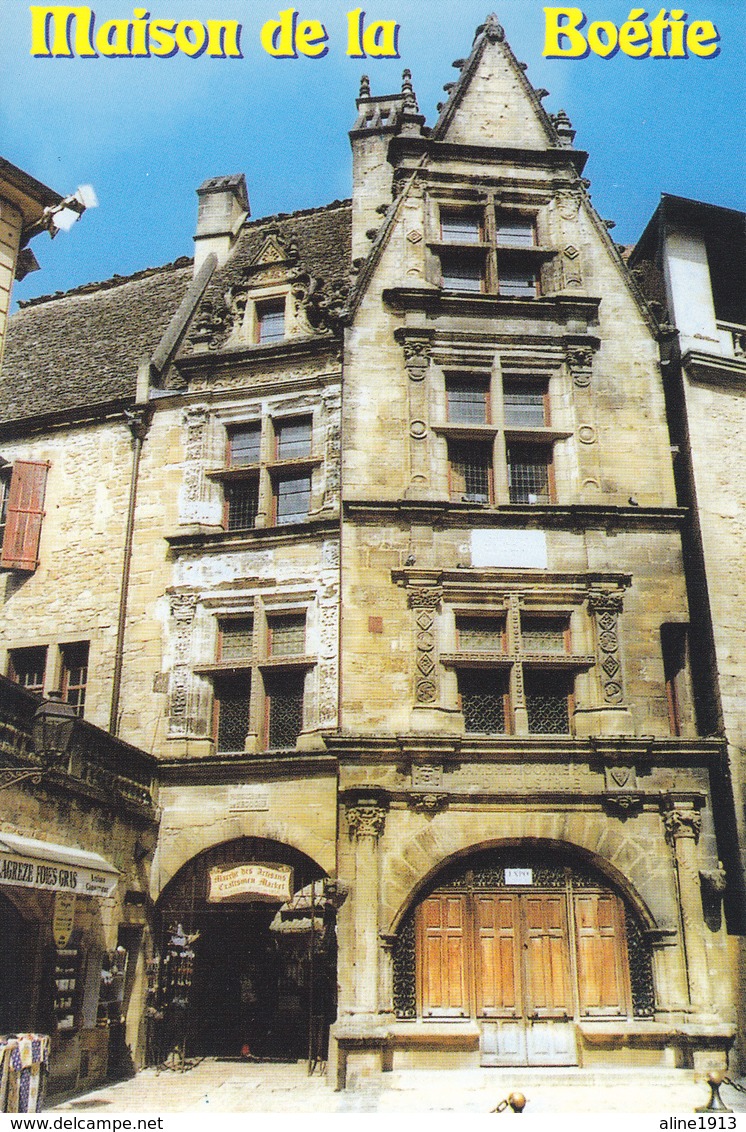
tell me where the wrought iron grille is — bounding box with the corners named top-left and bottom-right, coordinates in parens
top-left (226, 478), bottom-right (259, 530)
top-left (269, 615), bottom-right (305, 657)
top-left (219, 619), bottom-right (254, 660)
top-left (266, 672), bottom-right (305, 748)
top-left (449, 440), bottom-right (492, 503)
top-left (458, 669), bottom-right (507, 733)
top-left (625, 913), bottom-right (655, 1017)
top-left (524, 670), bottom-right (570, 734)
top-left (457, 617), bottom-right (504, 652)
top-left (507, 443), bottom-right (551, 503)
top-left (392, 915), bottom-right (417, 1019)
top-left (214, 672), bottom-right (250, 753)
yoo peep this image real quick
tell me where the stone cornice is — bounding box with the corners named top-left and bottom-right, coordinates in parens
top-left (157, 751), bottom-right (338, 786)
top-left (387, 136), bottom-right (590, 176)
top-left (383, 286), bottom-right (602, 326)
top-left (343, 500), bottom-right (686, 531)
top-left (682, 349), bottom-right (746, 387)
top-left (166, 516), bottom-right (339, 553)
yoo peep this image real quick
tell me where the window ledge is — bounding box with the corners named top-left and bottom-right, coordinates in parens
top-left (504, 427), bottom-right (572, 443)
top-left (433, 424), bottom-right (499, 440)
top-left (258, 656), bottom-right (316, 670)
top-left (166, 515), bottom-right (339, 551)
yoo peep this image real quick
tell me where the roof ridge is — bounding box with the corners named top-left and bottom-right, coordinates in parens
top-left (17, 198), bottom-right (353, 310)
top-left (17, 255), bottom-right (194, 309)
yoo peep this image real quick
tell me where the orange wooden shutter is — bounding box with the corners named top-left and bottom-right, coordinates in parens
top-left (0, 461), bottom-right (49, 571)
top-left (418, 893), bottom-right (470, 1017)
top-left (574, 892), bottom-right (630, 1017)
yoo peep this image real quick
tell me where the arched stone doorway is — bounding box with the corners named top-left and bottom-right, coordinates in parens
top-left (392, 843), bottom-right (655, 1066)
top-left (154, 837), bottom-right (336, 1062)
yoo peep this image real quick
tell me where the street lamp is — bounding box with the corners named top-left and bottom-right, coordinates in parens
top-left (0, 691), bottom-right (77, 791)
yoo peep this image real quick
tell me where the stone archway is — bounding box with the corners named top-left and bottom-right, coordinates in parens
top-left (390, 841), bottom-right (656, 1066)
top-left (153, 836), bottom-right (336, 1062)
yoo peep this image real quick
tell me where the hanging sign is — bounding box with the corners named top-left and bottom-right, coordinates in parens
top-left (0, 851), bottom-right (118, 897)
top-left (207, 862), bottom-right (293, 904)
top-left (53, 891), bottom-right (77, 948)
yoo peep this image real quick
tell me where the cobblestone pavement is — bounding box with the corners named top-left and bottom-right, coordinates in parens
top-left (46, 1060), bottom-right (746, 1114)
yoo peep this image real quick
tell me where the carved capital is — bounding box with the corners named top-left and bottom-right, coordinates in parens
top-left (588, 590), bottom-right (624, 613)
top-left (346, 803), bottom-right (387, 839)
top-left (663, 807), bottom-right (702, 844)
top-left (395, 330), bottom-right (434, 381)
top-left (407, 588), bottom-right (442, 610)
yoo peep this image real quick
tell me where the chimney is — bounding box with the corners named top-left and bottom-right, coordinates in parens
top-left (193, 174), bottom-right (250, 274)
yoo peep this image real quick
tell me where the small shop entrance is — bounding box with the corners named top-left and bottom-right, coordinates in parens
top-left (153, 838), bottom-right (336, 1064)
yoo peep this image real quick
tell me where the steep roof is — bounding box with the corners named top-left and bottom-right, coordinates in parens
top-left (0, 259), bottom-right (194, 425)
top-left (0, 200), bottom-right (353, 426)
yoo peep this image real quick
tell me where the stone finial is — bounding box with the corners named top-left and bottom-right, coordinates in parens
top-left (401, 69), bottom-right (419, 113)
top-left (359, 74), bottom-right (370, 98)
top-left (476, 13), bottom-right (505, 43)
top-left (552, 108), bottom-right (576, 145)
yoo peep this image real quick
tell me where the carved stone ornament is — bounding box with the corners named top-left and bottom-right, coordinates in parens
top-left (407, 588), bottom-right (442, 610)
top-left (400, 336), bottom-right (432, 381)
top-left (663, 807), bottom-right (702, 844)
top-left (604, 793), bottom-right (644, 817)
top-left (412, 764), bottom-right (443, 788)
top-left (479, 14), bottom-right (505, 42)
top-left (410, 792), bottom-right (448, 813)
top-left (290, 271), bottom-right (349, 336)
top-left (556, 189), bottom-right (582, 221)
top-left (566, 345), bottom-right (594, 388)
top-left (699, 864), bottom-right (727, 897)
top-left (589, 591), bottom-right (625, 706)
top-left (346, 802), bottom-right (387, 839)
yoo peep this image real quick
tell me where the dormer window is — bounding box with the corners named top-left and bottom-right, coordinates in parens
top-left (441, 212), bottom-right (482, 244)
top-left (435, 204), bottom-right (547, 298)
top-left (256, 299), bottom-right (285, 344)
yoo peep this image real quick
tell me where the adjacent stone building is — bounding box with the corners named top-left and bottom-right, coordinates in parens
top-left (630, 194), bottom-right (746, 1067)
top-left (0, 19), bottom-right (741, 1093)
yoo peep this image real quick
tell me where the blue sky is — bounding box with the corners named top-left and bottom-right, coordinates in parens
top-left (1, 0), bottom-right (744, 306)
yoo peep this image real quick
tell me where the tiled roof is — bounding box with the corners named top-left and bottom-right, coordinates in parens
top-left (1, 259), bottom-right (194, 425)
top-left (1, 199), bottom-right (353, 426)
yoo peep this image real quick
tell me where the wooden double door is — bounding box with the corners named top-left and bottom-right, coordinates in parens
top-left (417, 887), bottom-right (631, 1065)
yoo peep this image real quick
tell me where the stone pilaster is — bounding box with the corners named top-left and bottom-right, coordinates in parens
top-left (396, 330), bottom-right (435, 500)
top-left (663, 802), bottom-right (713, 1013)
top-left (346, 792), bottom-right (388, 1014)
top-left (575, 590), bottom-right (635, 736)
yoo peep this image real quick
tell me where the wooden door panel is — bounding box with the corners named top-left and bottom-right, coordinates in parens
top-left (474, 894), bottom-right (520, 1017)
top-left (574, 892), bottom-right (629, 1016)
top-left (522, 894), bottom-right (572, 1017)
top-left (418, 894), bottom-right (470, 1017)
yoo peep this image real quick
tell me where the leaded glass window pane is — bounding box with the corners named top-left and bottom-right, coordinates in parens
top-left (503, 383), bottom-right (547, 428)
top-left (457, 617), bottom-right (504, 652)
top-left (220, 619), bottom-right (254, 660)
top-left (257, 302), bottom-right (285, 343)
top-left (229, 425), bottom-right (261, 466)
top-left (449, 440), bottom-right (492, 503)
top-left (215, 671), bottom-right (251, 752)
top-left (521, 618), bottom-right (567, 653)
top-left (507, 443), bottom-right (551, 503)
top-left (525, 670), bottom-right (571, 734)
top-left (275, 474), bottom-right (311, 524)
top-left (266, 671), bottom-right (305, 748)
top-left (269, 614), bottom-right (305, 657)
top-left (226, 477), bottom-right (260, 530)
top-left (441, 213), bottom-right (481, 244)
top-left (495, 218), bottom-right (534, 247)
top-left (446, 378), bottom-right (489, 424)
top-left (458, 669), bottom-right (507, 733)
top-left (276, 418), bottom-right (312, 460)
top-left (498, 263), bottom-right (537, 297)
top-left (441, 255), bottom-right (483, 292)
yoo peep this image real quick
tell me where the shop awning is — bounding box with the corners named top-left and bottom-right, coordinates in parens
top-left (0, 832), bottom-right (119, 898)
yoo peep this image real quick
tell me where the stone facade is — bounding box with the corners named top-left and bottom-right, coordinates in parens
top-left (631, 195), bottom-right (746, 1067)
top-left (0, 21), bottom-right (741, 1093)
